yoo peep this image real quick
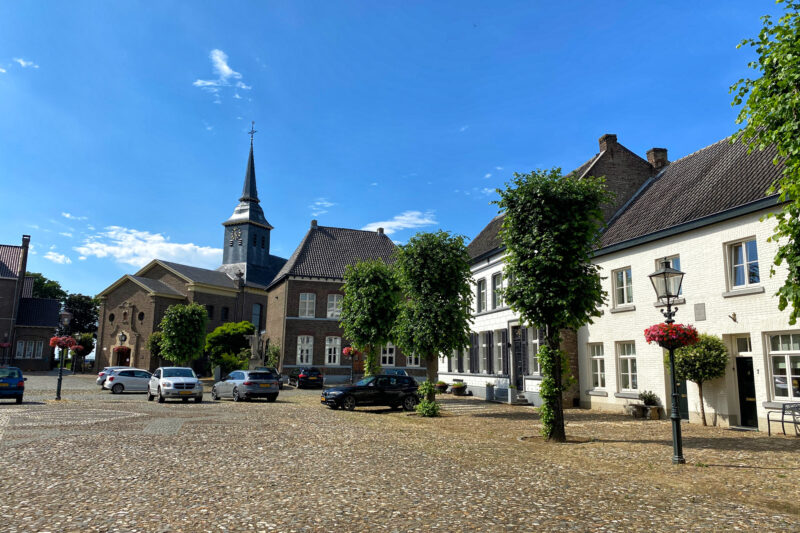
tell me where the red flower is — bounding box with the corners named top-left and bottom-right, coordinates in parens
top-left (644, 323), bottom-right (699, 350)
top-left (0, 342), bottom-right (11, 349)
top-left (49, 336), bottom-right (78, 349)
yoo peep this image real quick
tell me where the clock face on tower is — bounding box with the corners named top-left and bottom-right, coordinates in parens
top-left (228, 227), bottom-right (242, 246)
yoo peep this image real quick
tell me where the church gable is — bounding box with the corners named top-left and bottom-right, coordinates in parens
top-left (135, 262), bottom-right (191, 293)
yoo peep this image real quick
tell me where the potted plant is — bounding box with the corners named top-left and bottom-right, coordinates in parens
top-left (451, 382), bottom-right (467, 396)
top-left (485, 382), bottom-right (495, 401)
top-left (434, 380), bottom-right (449, 394)
top-left (639, 390), bottom-right (661, 420)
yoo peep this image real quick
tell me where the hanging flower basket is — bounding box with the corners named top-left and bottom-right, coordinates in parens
top-left (50, 336), bottom-right (77, 350)
top-left (644, 323), bottom-right (699, 350)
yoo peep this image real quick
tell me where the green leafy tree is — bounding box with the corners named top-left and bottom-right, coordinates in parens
top-left (393, 231), bottom-right (473, 403)
top-left (731, 0), bottom-right (800, 324)
top-left (497, 169), bottom-right (609, 442)
top-left (670, 334), bottom-right (728, 427)
top-left (205, 321), bottom-right (255, 374)
top-left (158, 303), bottom-right (208, 365)
top-left (147, 332), bottom-right (163, 365)
top-left (26, 272), bottom-right (67, 301)
top-left (62, 293), bottom-right (99, 335)
top-left (340, 259), bottom-right (401, 377)
top-left (265, 343), bottom-right (281, 368)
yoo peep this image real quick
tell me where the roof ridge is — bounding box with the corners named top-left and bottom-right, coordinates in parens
top-left (666, 135), bottom-right (733, 167)
top-left (318, 225), bottom-right (387, 235)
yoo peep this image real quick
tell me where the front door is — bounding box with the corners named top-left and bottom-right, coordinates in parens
top-left (511, 326), bottom-right (524, 390)
top-left (676, 379), bottom-right (689, 420)
top-left (117, 351), bottom-right (130, 366)
top-left (736, 357), bottom-right (758, 427)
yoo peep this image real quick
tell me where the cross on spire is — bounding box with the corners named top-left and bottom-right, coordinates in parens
top-left (248, 121), bottom-right (257, 145)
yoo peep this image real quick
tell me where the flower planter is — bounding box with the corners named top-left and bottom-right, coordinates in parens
top-left (435, 384), bottom-right (449, 394)
top-left (646, 405), bottom-right (661, 420)
top-left (451, 385), bottom-right (467, 396)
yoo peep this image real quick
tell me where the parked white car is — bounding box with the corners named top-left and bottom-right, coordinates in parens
top-left (103, 368), bottom-right (152, 394)
top-left (147, 367), bottom-right (203, 403)
top-left (96, 366), bottom-right (128, 388)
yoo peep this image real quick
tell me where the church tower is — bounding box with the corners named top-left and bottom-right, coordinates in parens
top-left (220, 123), bottom-right (275, 285)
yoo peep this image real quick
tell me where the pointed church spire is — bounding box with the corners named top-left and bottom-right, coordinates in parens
top-left (240, 122), bottom-right (259, 202)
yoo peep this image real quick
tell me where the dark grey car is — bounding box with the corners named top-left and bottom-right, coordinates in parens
top-left (211, 370), bottom-right (279, 402)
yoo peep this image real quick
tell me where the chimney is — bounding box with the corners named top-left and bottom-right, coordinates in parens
top-left (310, 220), bottom-right (317, 229)
top-left (646, 148), bottom-right (669, 170)
top-left (598, 133), bottom-right (617, 152)
top-left (377, 227), bottom-right (384, 235)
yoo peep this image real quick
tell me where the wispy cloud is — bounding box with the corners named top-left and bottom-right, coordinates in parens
top-left (62, 212), bottom-right (87, 221)
top-left (59, 232), bottom-right (73, 238)
top-left (44, 251), bottom-right (71, 264)
top-left (484, 173), bottom-right (492, 179)
top-left (362, 210), bottom-right (437, 235)
top-left (310, 198), bottom-right (335, 217)
top-left (0, 67), bottom-right (5, 74)
top-left (193, 49), bottom-right (251, 104)
top-left (495, 166), bottom-right (504, 170)
top-left (28, 243), bottom-right (36, 255)
top-left (370, 182), bottom-right (378, 187)
top-left (459, 125), bottom-right (469, 133)
top-left (233, 93), bottom-right (242, 99)
top-left (74, 226), bottom-right (221, 268)
top-left (480, 187), bottom-right (495, 196)
top-left (13, 58), bottom-right (38, 69)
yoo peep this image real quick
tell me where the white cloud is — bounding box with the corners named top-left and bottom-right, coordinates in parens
top-left (28, 243), bottom-right (36, 255)
top-left (236, 81), bottom-right (251, 90)
top-left (370, 182), bottom-right (378, 186)
top-left (49, 245), bottom-right (56, 250)
top-left (459, 125), bottom-right (469, 133)
top-left (310, 198), bottom-right (335, 217)
top-left (44, 251), bottom-right (71, 264)
top-left (481, 187), bottom-right (495, 196)
top-left (74, 226), bottom-right (222, 268)
top-left (59, 232), bottom-right (73, 238)
top-left (0, 67), bottom-right (5, 74)
top-left (87, 225), bottom-right (95, 231)
top-left (233, 93), bottom-right (242, 99)
top-left (193, 49), bottom-right (250, 104)
top-left (484, 173), bottom-right (492, 179)
top-left (62, 212), bottom-right (87, 221)
top-left (78, 256), bottom-right (87, 261)
top-left (495, 166), bottom-right (504, 170)
top-left (13, 58), bottom-right (38, 69)
top-left (362, 210), bottom-right (437, 235)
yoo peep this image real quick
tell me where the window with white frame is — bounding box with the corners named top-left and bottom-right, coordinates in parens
top-left (528, 328), bottom-right (540, 375)
top-left (381, 343), bottom-right (395, 366)
top-left (407, 352), bottom-right (421, 367)
top-left (15, 341), bottom-right (23, 358)
top-left (589, 343), bottom-right (605, 388)
top-left (729, 239), bottom-right (760, 288)
top-left (769, 333), bottom-right (800, 400)
top-left (494, 331), bottom-right (503, 373)
top-left (476, 279), bottom-right (487, 313)
top-left (618, 342), bottom-right (637, 391)
top-left (479, 332), bottom-right (490, 373)
top-left (299, 293), bottom-right (316, 318)
top-left (325, 336), bottom-right (341, 366)
top-left (491, 273), bottom-right (503, 309)
top-left (297, 335), bottom-right (313, 365)
top-left (16, 340), bottom-right (44, 359)
top-left (613, 267), bottom-right (633, 306)
top-left (326, 294), bottom-right (343, 319)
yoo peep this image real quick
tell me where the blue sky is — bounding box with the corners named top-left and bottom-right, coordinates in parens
top-left (0, 1), bottom-right (782, 297)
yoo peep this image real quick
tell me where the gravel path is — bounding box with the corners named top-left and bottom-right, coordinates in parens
top-left (0, 375), bottom-right (797, 532)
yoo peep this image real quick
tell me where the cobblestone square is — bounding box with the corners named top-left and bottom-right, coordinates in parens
top-left (0, 374), bottom-right (797, 532)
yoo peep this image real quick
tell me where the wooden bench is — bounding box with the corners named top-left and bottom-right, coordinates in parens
top-left (767, 402), bottom-right (800, 436)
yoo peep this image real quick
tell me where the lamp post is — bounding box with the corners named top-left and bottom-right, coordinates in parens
top-left (648, 258), bottom-right (686, 465)
top-left (55, 310), bottom-right (73, 401)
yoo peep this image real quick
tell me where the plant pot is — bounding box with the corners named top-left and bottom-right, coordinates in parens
top-left (452, 386), bottom-right (467, 396)
top-left (435, 384), bottom-right (449, 394)
top-left (646, 405), bottom-right (661, 420)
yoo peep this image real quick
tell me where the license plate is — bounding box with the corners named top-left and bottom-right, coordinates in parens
top-left (309, 377), bottom-right (317, 380)
top-left (179, 391), bottom-right (193, 395)
top-left (259, 383), bottom-right (270, 388)
top-left (0, 383), bottom-right (8, 387)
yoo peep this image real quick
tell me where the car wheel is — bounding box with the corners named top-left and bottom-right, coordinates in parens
top-left (233, 387), bottom-right (241, 402)
top-left (390, 403), bottom-right (401, 410)
top-left (146, 389), bottom-right (154, 401)
top-left (112, 383), bottom-right (124, 394)
top-left (182, 397), bottom-right (189, 403)
top-left (267, 394), bottom-right (277, 403)
top-left (157, 388), bottom-right (165, 403)
top-left (342, 395), bottom-right (356, 411)
top-left (194, 395), bottom-right (202, 403)
top-left (211, 387), bottom-right (219, 401)
top-left (15, 395), bottom-right (22, 404)
top-left (402, 395), bottom-right (418, 411)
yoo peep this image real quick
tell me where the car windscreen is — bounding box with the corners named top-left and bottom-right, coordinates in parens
top-left (163, 368), bottom-right (196, 378)
top-left (247, 373), bottom-right (272, 380)
top-left (0, 368), bottom-right (21, 379)
top-left (355, 377), bottom-right (374, 386)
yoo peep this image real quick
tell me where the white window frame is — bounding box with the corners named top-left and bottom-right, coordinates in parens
top-left (494, 331), bottom-right (503, 374)
top-left (728, 238), bottom-right (760, 289)
top-left (299, 293), bottom-right (316, 318)
top-left (613, 267), bottom-right (633, 306)
top-left (15, 341), bottom-right (24, 359)
top-left (491, 273), bottom-right (503, 309)
top-left (768, 333), bottom-right (800, 400)
top-left (407, 352), bottom-right (421, 367)
top-left (325, 336), bottom-right (341, 366)
top-left (381, 343), bottom-right (395, 366)
top-left (476, 279), bottom-right (487, 313)
top-left (617, 342), bottom-right (637, 392)
top-left (297, 335), bottom-right (314, 365)
top-left (326, 294), bottom-right (343, 319)
top-left (589, 343), bottom-right (605, 389)
top-left (528, 328), bottom-right (540, 375)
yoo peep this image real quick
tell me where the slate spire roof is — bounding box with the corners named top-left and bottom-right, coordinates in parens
top-left (223, 140), bottom-right (273, 230)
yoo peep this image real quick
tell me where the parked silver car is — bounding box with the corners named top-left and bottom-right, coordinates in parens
top-left (103, 368), bottom-right (152, 394)
top-left (96, 366), bottom-right (127, 388)
top-left (211, 370), bottom-right (279, 402)
top-left (147, 367), bottom-right (203, 403)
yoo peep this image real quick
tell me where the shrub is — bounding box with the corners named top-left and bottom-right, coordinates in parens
top-left (415, 398), bottom-right (441, 417)
top-left (418, 380), bottom-right (437, 398)
top-left (639, 390), bottom-right (660, 406)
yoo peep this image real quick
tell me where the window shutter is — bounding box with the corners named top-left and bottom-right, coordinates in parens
top-left (486, 331), bottom-right (494, 373)
top-left (447, 351), bottom-right (453, 373)
top-left (457, 348), bottom-right (464, 373)
top-left (521, 327), bottom-right (529, 375)
top-left (501, 329), bottom-right (509, 375)
top-left (469, 333), bottom-right (479, 372)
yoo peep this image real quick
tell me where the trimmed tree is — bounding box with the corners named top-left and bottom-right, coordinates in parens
top-left (158, 303), bottom-right (208, 365)
top-left (26, 272), bottom-right (67, 301)
top-left (62, 293), bottom-right (99, 335)
top-left (265, 343), bottom-right (281, 368)
top-left (393, 231), bottom-right (473, 403)
top-left (71, 333), bottom-right (95, 372)
top-left (340, 259), bottom-right (400, 377)
top-left (731, 1), bottom-right (800, 324)
top-left (496, 168), bottom-right (609, 442)
top-left (147, 332), bottom-right (163, 366)
top-left (670, 334), bottom-right (728, 426)
top-left (205, 321), bottom-right (256, 375)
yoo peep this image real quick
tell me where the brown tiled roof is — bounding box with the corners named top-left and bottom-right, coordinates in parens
top-left (268, 226), bottom-right (396, 287)
top-left (16, 298), bottom-right (60, 327)
top-left (466, 215), bottom-right (505, 260)
top-left (0, 245), bottom-right (22, 279)
top-left (599, 138), bottom-right (783, 249)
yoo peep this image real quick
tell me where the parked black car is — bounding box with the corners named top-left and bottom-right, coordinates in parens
top-left (253, 366), bottom-right (284, 390)
top-left (321, 375), bottom-right (419, 411)
top-left (288, 367), bottom-right (324, 389)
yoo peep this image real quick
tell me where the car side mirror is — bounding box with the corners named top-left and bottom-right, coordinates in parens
top-left (23, 378), bottom-right (27, 381)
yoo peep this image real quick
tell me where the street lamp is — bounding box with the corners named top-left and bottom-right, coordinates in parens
top-left (118, 332), bottom-right (127, 344)
top-left (55, 310), bottom-right (73, 401)
top-left (648, 258), bottom-right (686, 465)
